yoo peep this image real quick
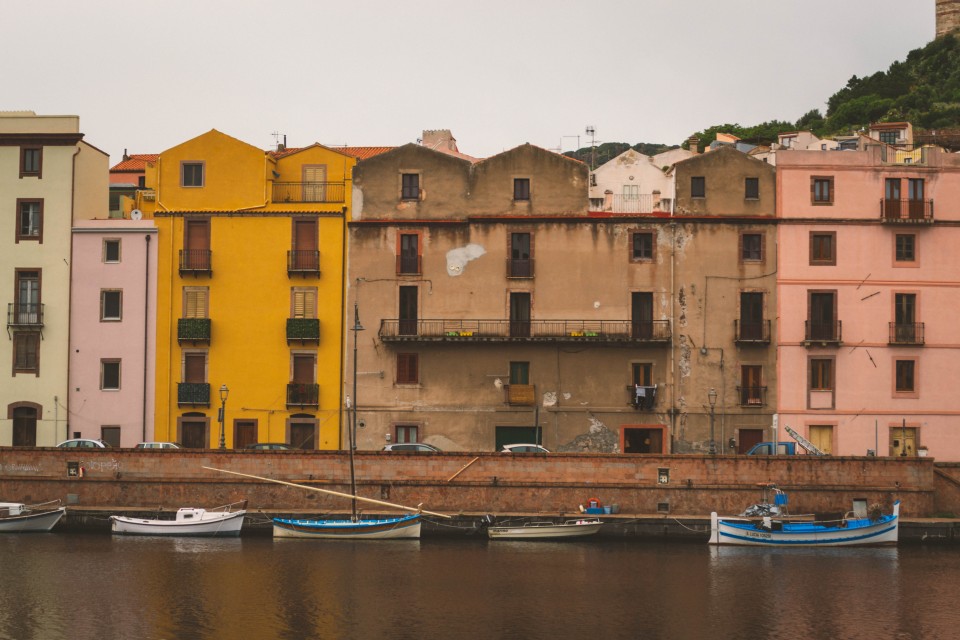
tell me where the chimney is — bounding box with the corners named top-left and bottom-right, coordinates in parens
top-left (687, 137), bottom-right (700, 155)
top-left (421, 129), bottom-right (459, 153)
top-left (123, 148), bottom-right (129, 161)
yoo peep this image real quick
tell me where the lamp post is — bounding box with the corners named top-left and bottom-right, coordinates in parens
top-left (348, 302), bottom-right (364, 521)
top-left (218, 384), bottom-right (229, 450)
top-left (708, 387), bottom-right (718, 455)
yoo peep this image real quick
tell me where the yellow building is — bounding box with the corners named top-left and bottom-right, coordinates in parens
top-left (141, 130), bottom-right (361, 449)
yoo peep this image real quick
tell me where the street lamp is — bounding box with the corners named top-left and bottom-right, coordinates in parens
top-left (348, 303), bottom-right (364, 521)
top-left (218, 384), bottom-right (229, 450)
top-left (707, 387), bottom-right (718, 455)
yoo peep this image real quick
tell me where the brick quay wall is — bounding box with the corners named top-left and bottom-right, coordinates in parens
top-left (2, 449), bottom-right (956, 520)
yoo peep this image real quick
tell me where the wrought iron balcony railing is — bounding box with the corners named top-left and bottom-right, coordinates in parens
top-left (179, 249), bottom-right (212, 275)
top-left (177, 382), bottom-right (210, 406)
top-left (177, 318), bottom-right (211, 344)
top-left (804, 320), bottom-right (842, 345)
top-left (287, 318), bottom-right (320, 344)
top-left (379, 319), bottom-right (671, 344)
top-left (396, 255), bottom-right (422, 275)
top-left (272, 182), bottom-right (345, 203)
top-left (737, 385), bottom-right (767, 407)
top-left (287, 250), bottom-right (320, 276)
top-left (507, 259), bottom-right (535, 278)
top-left (286, 383), bottom-right (319, 407)
top-left (626, 384), bottom-right (658, 410)
top-left (880, 199), bottom-right (934, 223)
top-left (889, 322), bottom-right (925, 345)
top-left (734, 320), bottom-right (771, 344)
top-left (7, 303), bottom-right (44, 328)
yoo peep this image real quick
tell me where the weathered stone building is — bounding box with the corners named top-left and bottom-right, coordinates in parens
top-left (937, 0), bottom-right (960, 38)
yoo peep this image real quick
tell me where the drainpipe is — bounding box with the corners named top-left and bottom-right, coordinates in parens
top-left (65, 144), bottom-right (81, 442)
top-left (143, 234), bottom-right (151, 443)
top-left (669, 220), bottom-right (677, 452)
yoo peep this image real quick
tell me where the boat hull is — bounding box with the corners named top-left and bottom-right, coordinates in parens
top-left (0, 507), bottom-right (65, 533)
top-left (709, 502), bottom-right (900, 547)
top-left (111, 511), bottom-right (246, 537)
top-left (272, 514), bottom-right (422, 539)
top-left (488, 519), bottom-right (603, 540)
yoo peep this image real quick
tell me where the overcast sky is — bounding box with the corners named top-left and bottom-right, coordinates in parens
top-left (5, 0), bottom-right (936, 162)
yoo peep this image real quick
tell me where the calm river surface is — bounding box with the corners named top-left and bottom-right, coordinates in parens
top-left (1, 533), bottom-right (958, 640)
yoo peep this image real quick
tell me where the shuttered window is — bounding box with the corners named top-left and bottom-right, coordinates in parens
top-left (397, 353), bottom-right (419, 384)
top-left (183, 287), bottom-right (209, 318)
top-left (292, 288), bottom-right (317, 319)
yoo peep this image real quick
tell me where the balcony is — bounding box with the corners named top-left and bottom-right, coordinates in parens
top-left (286, 383), bottom-right (319, 408)
top-left (179, 249), bottom-right (212, 276)
top-left (287, 250), bottom-right (321, 277)
top-left (507, 259), bottom-right (535, 279)
top-left (737, 386), bottom-right (767, 407)
top-left (880, 199), bottom-right (934, 224)
top-left (505, 384), bottom-right (535, 406)
top-left (599, 193), bottom-right (659, 214)
top-left (396, 255), bottom-right (422, 275)
top-left (7, 303), bottom-right (43, 330)
top-left (804, 320), bottom-right (842, 346)
top-left (627, 384), bottom-right (658, 410)
top-left (177, 318), bottom-right (211, 344)
top-left (272, 182), bottom-right (345, 203)
top-left (734, 320), bottom-right (771, 344)
top-left (177, 382), bottom-right (210, 407)
top-left (287, 318), bottom-right (320, 344)
top-left (379, 319), bottom-right (672, 344)
top-left (889, 322), bottom-right (925, 346)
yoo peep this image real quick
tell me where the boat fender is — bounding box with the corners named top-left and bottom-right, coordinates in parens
top-left (587, 497), bottom-right (602, 509)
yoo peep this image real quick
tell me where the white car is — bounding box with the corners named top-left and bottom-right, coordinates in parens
top-left (135, 442), bottom-right (181, 449)
top-left (500, 443), bottom-right (550, 453)
top-left (57, 439), bottom-right (110, 448)
top-left (382, 443), bottom-right (441, 452)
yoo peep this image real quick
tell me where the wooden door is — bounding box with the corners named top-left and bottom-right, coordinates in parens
top-left (234, 420), bottom-right (257, 449)
top-left (184, 353), bottom-right (206, 383)
top-left (293, 354), bottom-right (315, 384)
top-left (302, 165), bottom-right (327, 202)
top-left (740, 365), bottom-right (763, 405)
top-left (181, 420), bottom-right (207, 449)
top-left (632, 292), bottom-right (653, 339)
top-left (739, 292), bottom-right (764, 340)
top-left (809, 292), bottom-right (836, 340)
top-left (509, 292), bottom-right (531, 337)
top-left (290, 422), bottom-right (316, 449)
top-left (737, 428), bottom-right (764, 454)
top-left (185, 220), bottom-right (210, 270)
top-left (908, 178), bottom-right (925, 219)
top-left (809, 425), bottom-right (833, 455)
top-left (890, 426), bottom-right (917, 457)
top-left (292, 219), bottom-right (318, 270)
top-left (884, 178), bottom-right (901, 219)
top-left (12, 407), bottom-right (37, 447)
top-left (399, 286), bottom-right (418, 335)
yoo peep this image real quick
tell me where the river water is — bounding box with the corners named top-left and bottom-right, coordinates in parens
top-left (0, 533), bottom-right (957, 640)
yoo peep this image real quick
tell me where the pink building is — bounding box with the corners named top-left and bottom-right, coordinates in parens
top-left (777, 144), bottom-right (960, 460)
top-left (69, 219), bottom-right (157, 446)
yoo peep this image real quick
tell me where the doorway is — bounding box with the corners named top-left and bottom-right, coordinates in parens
top-left (495, 426), bottom-right (541, 450)
top-left (890, 425), bottom-right (917, 457)
top-left (622, 426), bottom-right (665, 454)
top-left (809, 425), bottom-right (834, 454)
top-left (737, 428), bottom-right (765, 454)
top-left (11, 405), bottom-right (39, 447)
top-left (234, 420), bottom-right (258, 449)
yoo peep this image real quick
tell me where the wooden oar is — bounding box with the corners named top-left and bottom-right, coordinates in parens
top-left (203, 466), bottom-right (451, 519)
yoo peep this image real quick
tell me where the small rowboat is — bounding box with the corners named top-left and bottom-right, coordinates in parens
top-left (0, 501), bottom-right (65, 533)
top-left (273, 513), bottom-right (422, 540)
top-left (488, 518), bottom-right (603, 540)
top-left (110, 501), bottom-right (247, 537)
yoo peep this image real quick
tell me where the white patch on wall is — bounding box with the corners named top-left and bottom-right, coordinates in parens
top-left (542, 391), bottom-right (558, 407)
top-left (446, 244), bottom-right (486, 276)
top-left (588, 416), bottom-right (605, 433)
top-left (562, 392), bottom-right (572, 400)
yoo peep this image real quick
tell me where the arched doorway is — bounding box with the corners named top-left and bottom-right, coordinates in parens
top-left (8, 402), bottom-right (42, 447)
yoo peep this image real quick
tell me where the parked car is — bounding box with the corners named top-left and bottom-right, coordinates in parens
top-left (56, 439), bottom-right (110, 448)
top-left (382, 443), bottom-right (441, 452)
top-left (500, 443), bottom-right (550, 453)
top-left (135, 442), bottom-right (181, 449)
top-left (245, 443), bottom-right (291, 450)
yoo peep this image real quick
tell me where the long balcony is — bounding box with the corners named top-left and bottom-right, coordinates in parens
top-left (7, 303), bottom-right (44, 329)
top-left (287, 318), bottom-right (320, 344)
top-left (804, 320), bottom-right (842, 346)
top-left (177, 382), bottom-right (210, 407)
top-left (880, 199), bottom-right (934, 224)
top-left (734, 320), bottom-right (771, 344)
top-left (286, 383), bottom-right (319, 408)
top-left (287, 250), bottom-right (321, 277)
top-left (889, 322), bottom-right (925, 346)
top-left (379, 319), bottom-right (671, 344)
top-left (737, 386), bottom-right (768, 407)
top-left (179, 249), bottom-right (212, 276)
top-left (599, 193), bottom-right (659, 214)
top-left (273, 182), bottom-right (345, 203)
top-left (177, 318), bottom-right (211, 344)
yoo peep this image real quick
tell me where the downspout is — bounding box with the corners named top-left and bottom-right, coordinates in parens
top-left (65, 144), bottom-right (81, 441)
top-left (339, 206), bottom-right (349, 450)
top-left (143, 234), bottom-right (151, 443)
top-left (669, 219), bottom-right (677, 453)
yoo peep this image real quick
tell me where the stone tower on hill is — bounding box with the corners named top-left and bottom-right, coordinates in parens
top-left (937, 0), bottom-right (960, 38)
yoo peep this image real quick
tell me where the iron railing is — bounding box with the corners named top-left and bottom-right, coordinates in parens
top-left (889, 322), bottom-right (925, 345)
top-left (737, 386), bottom-right (767, 407)
top-left (286, 383), bottom-right (319, 407)
top-left (7, 303), bottom-right (44, 327)
top-left (507, 259), bottom-right (535, 278)
top-left (179, 249), bottom-right (212, 275)
top-left (880, 199), bottom-right (934, 223)
top-left (287, 318), bottom-right (320, 344)
top-left (272, 182), bottom-right (345, 203)
top-left (734, 320), bottom-right (771, 343)
top-left (804, 320), bottom-right (842, 344)
top-left (287, 250), bottom-right (320, 275)
top-left (177, 318), bottom-right (211, 344)
top-left (599, 194), bottom-right (658, 214)
top-left (396, 255), bottom-right (422, 275)
top-left (177, 382), bottom-right (210, 406)
top-left (379, 318), bottom-right (671, 343)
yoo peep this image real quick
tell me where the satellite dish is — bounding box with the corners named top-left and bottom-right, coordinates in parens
top-left (130, 209), bottom-right (142, 220)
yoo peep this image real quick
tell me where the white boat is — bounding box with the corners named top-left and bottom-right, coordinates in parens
top-left (110, 501), bottom-right (247, 537)
top-left (273, 513), bottom-right (422, 539)
top-left (0, 501), bottom-right (65, 532)
top-left (488, 518), bottom-right (603, 540)
top-left (708, 486), bottom-right (900, 547)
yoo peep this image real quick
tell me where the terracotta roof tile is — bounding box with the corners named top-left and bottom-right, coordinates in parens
top-left (268, 146), bottom-right (395, 160)
top-left (110, 153), bottom-right (159, 172)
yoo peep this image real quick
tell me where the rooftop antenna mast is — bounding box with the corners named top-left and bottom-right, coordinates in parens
top-left (586, 126), bottom-right (597, 169)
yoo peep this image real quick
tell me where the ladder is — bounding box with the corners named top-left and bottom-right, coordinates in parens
top-left (785, 425), bottom-right (827, 456)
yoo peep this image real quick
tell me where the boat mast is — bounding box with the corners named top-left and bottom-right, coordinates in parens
top-left (348, 302), bottom-right (364, 522)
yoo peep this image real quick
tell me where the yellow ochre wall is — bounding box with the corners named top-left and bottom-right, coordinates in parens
top-left (146, 130), bottom-right (350, 449)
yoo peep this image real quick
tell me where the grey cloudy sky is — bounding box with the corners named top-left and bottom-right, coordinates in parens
top-left (6, 0), bottom-right (936, 162)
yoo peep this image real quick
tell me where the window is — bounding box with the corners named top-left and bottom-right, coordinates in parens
top-left (895, 234), bottom-right (916, 263)
top-left (100, 426), bottom-right (121, 448)
top-left (631, 232), bottom-right (654, 262)
top-left (16, 199), bottom-right (42, 243)
top-left (509, 361), bottom-right (530, 385)
top-left (20, 146), bottom-right (42, 178)
top-left (396, 424), bottom-right (419, 444)
top-left (101, 360), bottom-right (121, 390)
top-left (401, 173), bottom-right (420, 200)
top-left (100, 290), bottom-right (122, 321)
top-left (740, 233), bottom-right (763, 262)
top-left (509, 232), bottom-right (533, 278)
top-left (103, 239), bottom-right (121, 263)
top-left (811, 177), bottom-right (833, 204)
top-left (895, 360), bottom-right (915, 393)
top-left (181, 162), bottom-right (204, 187)
top-left (808, 291), bottom-right (839, 341)
top-left (632, 363), bottom-right (652, 386)
top-left (879, 131), bottom-right (898, 145)
top-left (397, 353), bottom-right (419, 384)
top-left (623, 184), bottom-right (640, 200)
top-left (740, 365), bottom-right (763, 405)
top-left (514, 178), bottom-right (531, 201)
top-left (13, 333), bottom-right (40, 374)
top-left (744, 177), bottom-right (759, 200)
top-left (14, 270), bottom-right (41, 325)
top-left (398, 233), bottom-right (420, 274)
top-left (691, 176), bottom-right (706, 198)
top-left (810, 232), bottom-right (836, 265)
top-left (183, 287), bottom-right (209, 318)
top-left (291, 288), bottom-right (317, 319)
top-left (810, 359), bottom-right (833, 391)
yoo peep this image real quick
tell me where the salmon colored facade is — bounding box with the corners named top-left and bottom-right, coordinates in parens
top-left (777, 144), bottom-right (960, 460)
top-left (141, 130), bottom-right (354, 449)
